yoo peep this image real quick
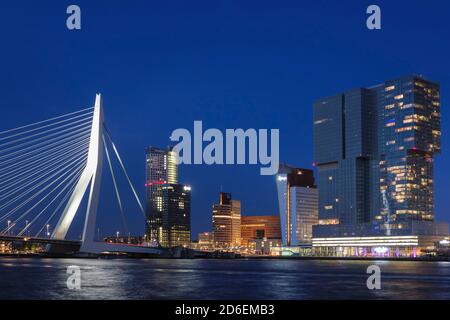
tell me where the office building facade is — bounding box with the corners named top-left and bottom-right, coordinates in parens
top-left (146, 146), bottom-right (188, 246)
top-left (276, 165), bottom-right (318, 246)
top-left (312, 75), bottom-right (447, 256)
top-left (212, 192), bottom-right (241, 249)
top-left (160, 184), bottom-right (191, 247)
top-left (241, 215), bottom-right (281, 247)
top-left (197, 232), bottom-right (214, 251)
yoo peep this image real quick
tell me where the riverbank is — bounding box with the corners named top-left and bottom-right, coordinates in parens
top-left (242, 255), bottom-right (450, 262)
top-left (1, 252), bottom-right (450, 262)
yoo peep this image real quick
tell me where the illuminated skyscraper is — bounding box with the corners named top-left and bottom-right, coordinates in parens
top-left (376, 77), bottom-right (440, 222)
top-left (276, 165), bottom-right (318, 246)
top-left (212, 192), bottom-right (241, 249)
top-left (313, 75), bottom-right (445, 241)
top-left (145, 146), bottom-right (178, 245)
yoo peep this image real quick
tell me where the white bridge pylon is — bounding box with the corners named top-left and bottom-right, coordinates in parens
top-left (52, 94), bottom-right (103, 252)
top-left (51, 94), bottom-right (161, 255)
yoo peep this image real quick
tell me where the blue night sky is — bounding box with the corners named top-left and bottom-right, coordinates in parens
top-left (0, 1), bottom-right (449, 239)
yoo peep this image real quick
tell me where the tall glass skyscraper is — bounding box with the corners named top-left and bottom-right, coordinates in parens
top-left (313, 75), bottom-right (444, 239)
top-left (145, 146), bottom-right (183, 246)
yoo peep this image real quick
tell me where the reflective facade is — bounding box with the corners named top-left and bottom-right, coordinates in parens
top-left (241, 215), bottom-right (281, 247)
top-left (376, 77), bottom-right (440, 222)
top-left (313, 75), bottom-right (443, 238)
top-left (160, 184), bottom-right (191, 247)
top-left (145, 146), bottom-right (179, 245)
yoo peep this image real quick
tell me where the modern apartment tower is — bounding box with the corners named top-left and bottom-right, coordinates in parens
top-left (212, 192), bottom-right (241, 249)
top-left (145, 146), bottom-right (190, 247)
top-left (276, 165), bottom-right (318, 246)
top-left (313, 75), bottom-right (447, 254)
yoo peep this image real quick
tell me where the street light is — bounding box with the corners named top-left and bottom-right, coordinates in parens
top-left (25, 220), bottom-right (29, 237)
top-left (46, 224), bottom-right (50, 238)
top-left (7, 220), bottom-right (11, 236)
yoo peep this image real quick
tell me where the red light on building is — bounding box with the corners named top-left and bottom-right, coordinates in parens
top-left (145, 180), bottom-right (167, 187)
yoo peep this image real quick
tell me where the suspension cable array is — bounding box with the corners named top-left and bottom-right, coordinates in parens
top-left (0, 103), bottom-right (147, 243)
top-left (0, 108), bottom-right (94, 238)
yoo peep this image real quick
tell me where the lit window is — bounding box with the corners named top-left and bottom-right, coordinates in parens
top-left (386, 140), bottom-right (396, 145)
top-left (385, 85), bottom-right (396, 91)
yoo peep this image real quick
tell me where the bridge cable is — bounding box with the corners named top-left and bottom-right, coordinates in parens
top-left (1, 159), bottom-right (87, 235)
top-left (17, 166), bottom-right (85, 237)
top-left (0, 149), bottom-right (89, 214)
top-left (0, 107), bottom-right (93, 136)
top-left (0, 152), bottom-right (88, 223)
top-left (0, 139), bottom-right (89, 197)
top-left (102, 133), bottom-right (129, 236)
top-left (103, 124), bottom-right (146, 219)
top-left (0, 128), bottom-right (91, 168)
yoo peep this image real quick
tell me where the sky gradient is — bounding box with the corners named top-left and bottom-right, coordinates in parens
top-left (0, 1), bottom-right (449, 239)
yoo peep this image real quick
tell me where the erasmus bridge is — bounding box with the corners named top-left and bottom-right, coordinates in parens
top-left (0, 94), bottom-right (164, 255)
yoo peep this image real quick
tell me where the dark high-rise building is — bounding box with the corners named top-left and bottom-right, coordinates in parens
top-left (313, 88), bottom-right (377, 225)
top-left (313, 75), bottom-right (446, 245)
top-left (145, 146), bottom-right (179, 245)
top-left (160, 184), bottom-right (191, 247)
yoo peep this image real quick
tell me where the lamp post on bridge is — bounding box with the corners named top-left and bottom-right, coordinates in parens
top-left (25, 220), bottom-right (29, 238)
top-left (46, 224), bottom-right (50, 238)
top-left (7, 220), bottom-right (11, 236)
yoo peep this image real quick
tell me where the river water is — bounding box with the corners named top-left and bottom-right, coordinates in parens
top-left (0, 258), bottom-right (449, 299)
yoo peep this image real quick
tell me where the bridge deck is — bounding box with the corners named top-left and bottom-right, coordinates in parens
top-left (0, 235), bottom-right (81, 246)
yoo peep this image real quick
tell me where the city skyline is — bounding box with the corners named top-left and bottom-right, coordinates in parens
top-left (1, 1), bottom-right (449, 239)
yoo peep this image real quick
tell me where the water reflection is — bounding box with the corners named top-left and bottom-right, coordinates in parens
top-left (0, 258), bottom-right (449, 299)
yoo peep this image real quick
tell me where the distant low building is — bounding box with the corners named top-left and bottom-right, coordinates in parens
top-left (103, 235), bottom-right (143, 245)
top-left (198, 232), bottom-right (214, 251)
top-left (241, 215), bottom-right (281, 248)
top-left (247, 238), bottom-right (282, 255)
